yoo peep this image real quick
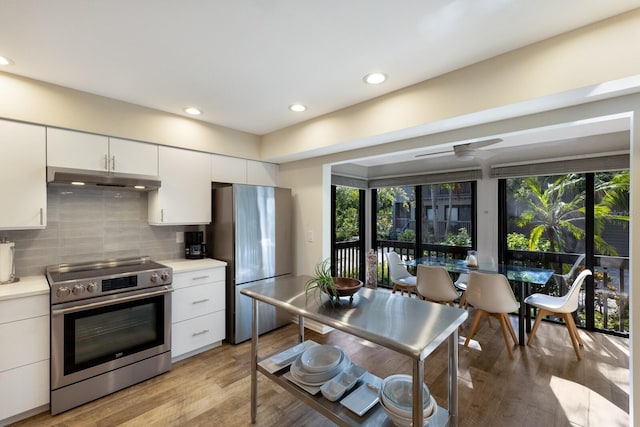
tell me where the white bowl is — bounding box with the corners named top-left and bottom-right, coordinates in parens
top-left (300, 345), bottom-right (342, 373)
top-left (380, 394), bottom-right (437, 427)
top-left (380, 374), bottom-right (430, 418)
top-left (290, 352), bottom-right (350, 386)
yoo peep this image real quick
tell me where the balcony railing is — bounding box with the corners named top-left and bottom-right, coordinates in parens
top-left (507, 250), bottom-right (628, 336)
top-left (334, 240), bottom-right (361, 279)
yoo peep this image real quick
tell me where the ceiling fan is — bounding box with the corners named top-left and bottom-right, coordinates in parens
top-left (415, 138), bottom-right (503, 161)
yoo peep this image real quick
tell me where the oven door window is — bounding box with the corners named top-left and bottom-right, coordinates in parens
top-left (64, 294), bottom-right (165, 375)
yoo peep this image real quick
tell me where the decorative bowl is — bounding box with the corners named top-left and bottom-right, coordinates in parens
top-left (325, 277), bottom-right (363, 301)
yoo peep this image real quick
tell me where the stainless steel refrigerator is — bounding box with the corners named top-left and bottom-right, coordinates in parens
top-left (206, 184), bottom-right (292, 344)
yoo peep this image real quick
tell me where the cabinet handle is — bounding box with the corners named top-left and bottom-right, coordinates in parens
top-left (111, 155), bottom-right (116, 171)
top-left (192, 329), bottom-right (210, 337)
top-left (104, 154), bottom-right (108, 170)
top-left (40, 208), bottom-right (43, 225)
top-left (160, 209), bottom-right (164, 222)
top-left (192, 275), bottom-right (209, 280)
top-left (192, 298), bottom-right (210, 304)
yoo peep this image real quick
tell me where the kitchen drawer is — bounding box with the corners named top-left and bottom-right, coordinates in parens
top-left (0, 294), bottom-right (48, 324)
top-left (172, 267), bottom-right (225, 290)
top-left (0, 359), bottom-right (49, 421)
top-left (172, 311), bottom-right (225, 358)
top-left (172, 281), bottom-right (225, 323)
top-left (0, 315), bottom-right (49, 372)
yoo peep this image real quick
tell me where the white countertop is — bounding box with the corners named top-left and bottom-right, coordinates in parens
top-left (0, 275), bottom-right (49, 301)
top-left (0, 259), bottom-right (227, 301)
top-left (159, 258), bottom-right (227, 273)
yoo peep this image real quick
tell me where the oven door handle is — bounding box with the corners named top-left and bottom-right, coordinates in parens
top-left (52, 286), bottom-right (173, 316)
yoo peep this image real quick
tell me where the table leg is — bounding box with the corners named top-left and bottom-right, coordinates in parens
top-left (250, 298), bottom-right (258, 423)
top-left (412, 358), bottom-right (425, 427)
top-left (448, 328), bottom-right (459, 425)
top-left (518, 283), bottom-right (525, 346)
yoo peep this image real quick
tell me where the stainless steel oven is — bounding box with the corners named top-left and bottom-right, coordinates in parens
top-left (46, 257), bottom-right (173, 415)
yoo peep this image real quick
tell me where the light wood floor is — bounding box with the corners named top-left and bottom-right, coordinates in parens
top-left (13, 307), bottom-right (629, 427)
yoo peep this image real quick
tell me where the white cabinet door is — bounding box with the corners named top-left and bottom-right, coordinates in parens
top-left (172, 282), bottom-right (223, 323)
top-left (211, 154), bottom-right (247, 184)
top-left (0, 120), bottom-right (47, 230)
top-left (0, 316), bottom-right (49, 372)
top-left (109, 137), bottom-right (158, 176)
top-left (172, 267), bottom-right (225, 290)
top-left (247, 160), bottom-right (278, 186)
top-left (0, 360), bottom-right (49, 421)
top-left (46, 127), bottom-right (109, 171)
top-left (172, 311), bottom-right (225, 358)
top-left (148, 146), bottom-right (211, 225)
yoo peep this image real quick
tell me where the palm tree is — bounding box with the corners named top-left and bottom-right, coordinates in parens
top-left (513, 172), bottom-right (629, 255)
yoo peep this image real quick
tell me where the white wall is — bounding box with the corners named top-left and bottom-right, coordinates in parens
top-left (278, 160), bottom-right (326, 275)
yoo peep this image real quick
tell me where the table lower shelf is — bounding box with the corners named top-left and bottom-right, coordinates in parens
top-left (257, 364), bottom-right (451, 426)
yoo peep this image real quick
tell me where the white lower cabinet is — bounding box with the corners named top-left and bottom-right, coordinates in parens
top-left (171, 266), bottom-right (226, 361)
top-left (0, 293), bottom-right (49, 423)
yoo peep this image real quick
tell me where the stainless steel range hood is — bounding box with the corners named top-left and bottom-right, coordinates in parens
top-left (47, 167), bottom-right (161, 191)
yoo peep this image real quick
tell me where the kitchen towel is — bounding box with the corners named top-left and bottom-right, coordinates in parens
top-left (0, 241), bottom-right (15, 282)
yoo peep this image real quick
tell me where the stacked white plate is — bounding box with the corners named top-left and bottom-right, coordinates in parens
top-left (379, 374), bottom-right (437, 426)
top-left (289, 345), bottom-right (350, 386)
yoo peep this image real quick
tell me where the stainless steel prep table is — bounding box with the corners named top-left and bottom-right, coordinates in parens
top-left (241, 275), bottom-right (468, 426)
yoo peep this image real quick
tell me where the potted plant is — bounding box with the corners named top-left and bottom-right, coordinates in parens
top-left (305, 259), bottom-right (337, 301)
top-left (305, 259), bottom-right (363, 303)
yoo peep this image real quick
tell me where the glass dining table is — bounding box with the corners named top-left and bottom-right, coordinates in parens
top-left (408, 257), bottom-right (555, 346)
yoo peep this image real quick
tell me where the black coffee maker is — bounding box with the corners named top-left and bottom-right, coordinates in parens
top-left (185, 231), bottom-right (206, 259)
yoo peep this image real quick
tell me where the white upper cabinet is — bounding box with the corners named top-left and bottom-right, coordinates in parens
top-left (47, 128), bottom-right (109, 171)
top-left (211, 154), bottom-right (247, 184)
top-left (108, 137), bottom-right (158, 176)
top-left (0, 120), bottom-right (47, 230)
top-left (47, 128), bottom-right (158, 176)
top-left (247, 160), bottom-right (278, 186)
top-left (148, 146), bottom-right (211, 225)
top-left (211, 155), bottom-right (278, 186)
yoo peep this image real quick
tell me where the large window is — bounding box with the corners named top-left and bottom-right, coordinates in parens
top-left (501, 171), bottom-right (629, 335)
top-left (332, 185), bottom-right (365, 281)
top-left (421, 182), bottom-right (474, 248)
top-left (372, 181), bottom-right (476, 288)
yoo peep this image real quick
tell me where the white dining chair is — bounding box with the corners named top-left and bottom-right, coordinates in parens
top-left (415, 265), bottom-right (460, 306)
top-left (524, 269), bottom-right (592, 360)
top-left (463, 271), bottom-right (520, 360)
top-left (386, 251), bottom-right (417, 297)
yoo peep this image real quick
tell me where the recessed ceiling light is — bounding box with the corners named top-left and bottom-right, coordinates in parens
top-left (363, 72), bottom-right (386, 85)
top-left (289, 104), bottom-right (307, 112)
top-left (0, 56), bottom-right (13, 66)
top-left (184, 107), bottom-right (202, 115)
top-left (71, 181), bottom-right (85, 186)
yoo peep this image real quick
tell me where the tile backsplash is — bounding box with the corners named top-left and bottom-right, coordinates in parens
top-left (2, 187), bottom-right (194, 277)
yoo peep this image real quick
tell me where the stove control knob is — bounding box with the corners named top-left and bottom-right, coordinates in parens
top-left (161, 271), bottom-right (169, 282)
top-left (56, 286), bottom-right (71, 298)
top-left (72, 284), bottom-right (85, 296)
top-left (150, 273), bottom-right (159, 283)
top-left (86, 281), bottom-right (99, 293)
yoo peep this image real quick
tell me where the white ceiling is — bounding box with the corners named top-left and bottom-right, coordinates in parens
top-left (2, 0), bottom-right (639, 137)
